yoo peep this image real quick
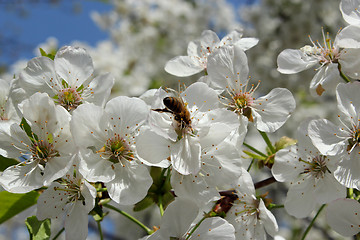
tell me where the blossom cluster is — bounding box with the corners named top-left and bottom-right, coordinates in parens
top-left (0, 0), bottom-right (360, 239)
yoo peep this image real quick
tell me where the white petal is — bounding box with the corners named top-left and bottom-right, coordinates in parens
top-left (336, 82), bottom-right (360, 124)
top-left (171, 172), bottom-right (220, 205)
top-left (308, 119), bottom-right (348, 156)
top-left (106, 162), bottom-right (152, 205)
top-left (326, 198), bottom-right (360, 237)
top-left (252, 88), bottom-right (296, 132)
top-left (105, 96), bottom-right (149, 135)
top-left (160, 198), bottom-right (199, 238)
top-left (191, 217), bottom-right (235, 240)
top-left (0, 162), bottom-right (43, 193)
top-left (200, 30), bottom-right (220, 47)
top-left (65, 201), bottom-right (89, 240)
top-left (22, 92), bottom-right (61, 135)
top-left (295, 119), bottom-right (319, 155)
top-left (233, 168), bottom-right (255, 197)
top-left (340, 48), bottom-right (360, 79)
top-left (234, 38), bottom-right (259, 51)
top-left (309, 64), bottom-right (341, 96)
top-left (277, 49), bottom-right (317, 74)
top-left (19, 56), bottom-right (57, 96)
top-left (314, 173), bottom-right (346, 203)
top-left (272, 146), bottom-right (303, 182)
top-left (284, 177), bottom-right (317, 218)
top-left (36, 182), bottom-right (68, 220)
top-left (78, 149), bottom-right (115, 183)
top-left (164, 56), bottom-right (203, 77)
top-left (198, 109), bottom-right (239, 148)
top-left (258, 199), bottom-right (278, 237)
top-left (135, 128), bottom-right (171, 166)
top-left (207, 45), bottom-right (249, 91)
top-left (340, 0), bottom-right (360, 25)
top-left (171, 135), bottom-right (201, 175)
top-left (0, 123), bottom-right (31, 159)
top-left (54, 46), bottom-right (94, 88)
top-left (83, 72), bottom-right (114, 107)
top-left (201, 140), bottom-right (243, 187)
top-left (43, 155), bottom-right (74, 186)
top-left (337, 25), bottom-right (360, 48)
top-left (182, 82), bottom-right (219, 112)
top-left (334, 151), bottom-right (360, 189)
top-left (70, 103), bottom-right (107, 148)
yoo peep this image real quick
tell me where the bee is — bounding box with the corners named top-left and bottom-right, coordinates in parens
top-left (153, 96), bottom-right (192, 129)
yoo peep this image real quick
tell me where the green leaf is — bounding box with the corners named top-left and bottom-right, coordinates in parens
top-left (25, 216), bottom-right (51, 240)
top-left (0, 191), bottom-right (40, 224)
top-left (0, 155), bottom-right (19, 171)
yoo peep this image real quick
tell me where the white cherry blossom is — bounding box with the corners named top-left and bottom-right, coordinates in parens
top-left (19, 46), bottom-right (114, 112)
top-left (0, 92), bottom-right (75, 193)
top-left (277, 29), bottom-right (360, 96)
top-left (308, 82), bottom-right (360, 189)
top-left (70, 96), bottom-right (152, 205)
top-left (272, 120), bottom-right (346, 218)
top-left (207, 45), bottom-right (296, 133)
top-left (165, 30), bottom-right (258, 77)
top-left (226, 168), bottom-right (278, 240)
top-left (36, 169), bottom-right (96, 240)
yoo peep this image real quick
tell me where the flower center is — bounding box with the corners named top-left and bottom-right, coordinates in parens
top-left (30, 139), bottom-right (59, 166)
top-left (347, 127), bottom-right (360, 153)
top-left (302, 155), bottom-right (330, 179)
top-left (97, 134), bottom-right (134, 164)
top-left (234, 198), bottom-right (260, 218)
top-left (56, 87), bottom-right (82, 111)
top-left (231, 93), bottom-right (254, 122)
top-left (301, 30), bottom-right (341, 66)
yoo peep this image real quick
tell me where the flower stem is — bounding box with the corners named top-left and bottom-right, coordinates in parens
top-left (338, 63), bottom-right (351, 83)
top-left (103, 203), bottom-right (153, 235)
top-left (97, 220), bottom-right (104, 240)
top-left (258, 130), bottom-right (276, 154)
top-left (243, 142), bottom-right (267, 157)
top-left (186, 216), bottom-right (206, 239)
top-left (267, 203), bottom-right (284, 210)
top-left (301, 204), bottom-right (326, 240)
top-left (52, 227), bottom-right (64, 240)
top-left (158, 195), bottom-right (164, 216)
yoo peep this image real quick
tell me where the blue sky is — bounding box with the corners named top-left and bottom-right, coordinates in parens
top-left (0, 1), bottom-right (112, 65)
top-left (0, 0), bottom-right (253, 66)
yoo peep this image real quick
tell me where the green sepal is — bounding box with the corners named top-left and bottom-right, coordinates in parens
top-left (20, 117), bottom-right (35, 140)
top-left (0, 191), bottom-right (40, 224)
top-left (39, 48), bottom-right (55, 61)
top-left (25, 216), bottom-right (51, 240)
top-left (133, 167), bottom-right (174, 212)
top-left (90, 198), bottom-right (108, 222)
top-left (133, 195), bottom-right (155, 212)
top-left (242, 150), bottom-right (266, 160)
